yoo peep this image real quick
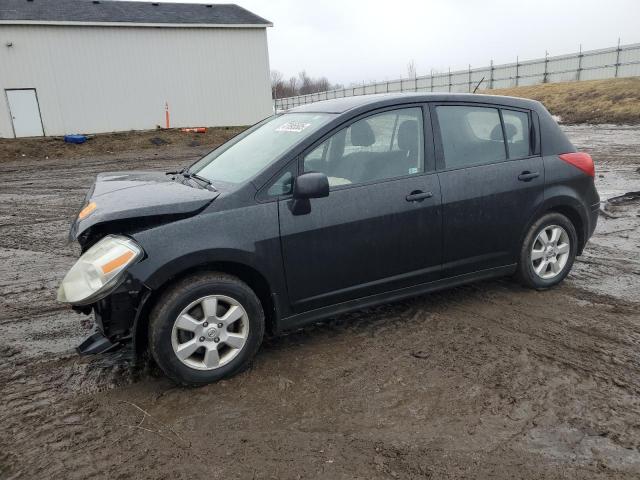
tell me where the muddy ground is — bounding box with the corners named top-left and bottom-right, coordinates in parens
top-left (0, 125), bottom-right (639, 479)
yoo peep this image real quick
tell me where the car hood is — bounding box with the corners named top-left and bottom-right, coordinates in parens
top-left (69, 170), bottom-right (219, 241)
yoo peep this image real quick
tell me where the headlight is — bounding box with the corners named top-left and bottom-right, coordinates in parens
top-left (57, 235), bottom-right (143, 305)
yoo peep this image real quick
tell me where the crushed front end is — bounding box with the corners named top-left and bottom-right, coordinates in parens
top-left (59, 234), bottom-right (148, 355)
top-left (73, 272), bottom-right (151, 355)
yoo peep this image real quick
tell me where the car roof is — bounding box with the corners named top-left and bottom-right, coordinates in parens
top-left (288, 92), bottom-right (541, 114)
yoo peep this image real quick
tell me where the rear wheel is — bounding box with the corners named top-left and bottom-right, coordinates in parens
top-left (517, 213), bottom-right (578, 289)
top-left (149, 273), bottom-right (264, 386)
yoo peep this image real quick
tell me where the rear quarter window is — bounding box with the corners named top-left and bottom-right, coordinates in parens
top-left (502, 110), bottom-right (532, 159)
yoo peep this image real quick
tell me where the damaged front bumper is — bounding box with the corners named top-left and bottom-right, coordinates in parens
top-left (77, 330), bottom-right (119, 355)
top-left (73, 274), bottom-right (151, 357)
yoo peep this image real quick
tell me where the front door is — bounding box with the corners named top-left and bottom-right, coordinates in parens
top-left (279, 106), bottom-right (442, 312)
top-left (432, 104), bottom-right (544, 277)
top-left (6, 89), bottom-right (44, 138)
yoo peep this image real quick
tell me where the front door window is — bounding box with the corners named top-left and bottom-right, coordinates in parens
top-left (303, 107), bottom-right (424, 187)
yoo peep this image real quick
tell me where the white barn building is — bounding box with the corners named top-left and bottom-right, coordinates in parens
top-left (0, 0), bottom-right (273, 138)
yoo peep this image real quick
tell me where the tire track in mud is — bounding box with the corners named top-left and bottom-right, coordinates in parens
top-left (0, 349), bottom-right (140, 479)
top-left (0, 144), bottom-right (237, 479)
top-left (1, 126), bottom-right (639, 479)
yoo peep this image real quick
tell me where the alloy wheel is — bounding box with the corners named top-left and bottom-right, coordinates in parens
top-left (171, 295), bottom-right (249, 370)
top-left (530, 225), bottom-right (571, 280)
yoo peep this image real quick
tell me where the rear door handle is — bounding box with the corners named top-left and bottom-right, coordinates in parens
top-left (406, 190), bottom-right (433, 202)
top-left (518, 171), bottom-right (540, 182)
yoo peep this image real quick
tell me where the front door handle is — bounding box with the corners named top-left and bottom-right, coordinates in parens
top-left (406, 190), bottom-right (433, 202)
top-left (518, 171), bottom-right (540, 182)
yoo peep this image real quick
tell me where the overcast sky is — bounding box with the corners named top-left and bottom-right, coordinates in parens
top-left (159, 0), bottom-right (639, 86)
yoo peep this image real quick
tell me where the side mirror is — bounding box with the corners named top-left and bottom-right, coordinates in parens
top-left (293, 172), bottom-right (329, 199)
top-left (289, 172), bottom-right (329, 215)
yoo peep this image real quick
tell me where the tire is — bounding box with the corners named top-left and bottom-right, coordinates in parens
top-left (148, 272), bottom-right (264, 386)
top-left (517, 212), bottom-right (578, 290)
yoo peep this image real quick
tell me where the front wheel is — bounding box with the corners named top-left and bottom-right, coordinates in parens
top-left (517, 212), bottom-right (578, 290)
top-left (149, 273), bottom-right (264, 386)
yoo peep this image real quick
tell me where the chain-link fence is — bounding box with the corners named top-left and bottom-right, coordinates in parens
top-left (275, 42), bottom-right (640, 111)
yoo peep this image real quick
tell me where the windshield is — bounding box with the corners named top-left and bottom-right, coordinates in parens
top-left (192, 113), bottom-right (336, 184)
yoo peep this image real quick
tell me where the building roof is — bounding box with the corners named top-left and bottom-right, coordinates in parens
top-left (0, 0), bottom-right (272, 27)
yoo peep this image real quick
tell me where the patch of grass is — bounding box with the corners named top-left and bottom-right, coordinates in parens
top-left (0, 126), bottom-right (247, 162)
top-left (481, 77), bottom-right (640, 124)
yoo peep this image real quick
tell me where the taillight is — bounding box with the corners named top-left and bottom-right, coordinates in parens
top-left (558, 152), bottom-right (595, 177)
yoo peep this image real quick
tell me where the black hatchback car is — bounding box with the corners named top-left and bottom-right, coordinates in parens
top-left (58, 93), bottom-right (599, 385)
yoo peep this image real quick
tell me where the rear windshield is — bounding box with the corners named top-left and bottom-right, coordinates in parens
top-left (192, 113), bottom-right (336, 184)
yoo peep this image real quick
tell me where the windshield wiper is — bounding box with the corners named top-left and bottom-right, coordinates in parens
top-left (167, 168), bottom-right (217, 191)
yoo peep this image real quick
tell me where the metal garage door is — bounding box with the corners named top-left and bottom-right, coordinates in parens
top-left (6, 89), bottom-right (44, 138)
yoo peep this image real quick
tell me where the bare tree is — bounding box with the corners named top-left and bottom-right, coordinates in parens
top-left (271, 69), bottom-right (342, 98)
top-left (298, 71), bottom-right (314, 95)
top-left (270, 70), bottom-right (284, 99)
top-left (287, 77), bottom-right (298, 96)
top-left (407, 60), bottom-right (417, 79)
top-left (316, 77), bottom-right (330, 92)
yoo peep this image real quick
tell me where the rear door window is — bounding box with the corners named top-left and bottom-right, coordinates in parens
top-left (435, 105), bottom-right (506, 169)
top-left (502, 110), bottom-right (531, 159)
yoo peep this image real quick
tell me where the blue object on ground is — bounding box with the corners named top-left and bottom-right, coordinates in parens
top-left (64, 134), bottom-right (87, 144)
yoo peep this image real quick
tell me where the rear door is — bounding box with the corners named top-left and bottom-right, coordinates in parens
top-left (432, 103), bottom-right (543, 277)
top-left (278, 105), bottom-right (442, 312)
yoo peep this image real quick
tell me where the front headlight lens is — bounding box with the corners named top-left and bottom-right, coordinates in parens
top-left (57, 235), bottom-right (142, 305)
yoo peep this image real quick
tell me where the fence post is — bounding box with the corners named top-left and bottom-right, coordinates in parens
top-left (468, 64), bottom-right (472, 92)
top-left (489, 59), bottom-right (494, 89)
top-left (515, 56), bottom-right (519, 87)
top-left (543, 50), bottom-right (549, 83)
top-left (430, 69), bottom-right (434, 92)
top-left (615, 37), bottom-right (621, 78)
top-left (448, 67), bottom-right (452, 92)
top-left (577, 44), bottom-right (583, 81)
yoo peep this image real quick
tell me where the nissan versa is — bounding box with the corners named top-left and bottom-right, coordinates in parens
top-left (57, 93), bottom-right (599, 385)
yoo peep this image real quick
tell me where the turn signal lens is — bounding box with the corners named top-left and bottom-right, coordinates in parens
top-left (78, 201), bottom-right (97, 219)
top-left (100, 250), bottom-right (135, 274)
top-left (559, 152), bottom-right (595, 177)
top-left (57, 235), bottom-right (142, 305)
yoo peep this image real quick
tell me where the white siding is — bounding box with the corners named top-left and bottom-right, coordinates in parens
top-left (0, 24), bottom-right (272, 137)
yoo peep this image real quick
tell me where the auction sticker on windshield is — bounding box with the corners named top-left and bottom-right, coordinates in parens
top-left (276, 121), bottom-right (311, 133)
